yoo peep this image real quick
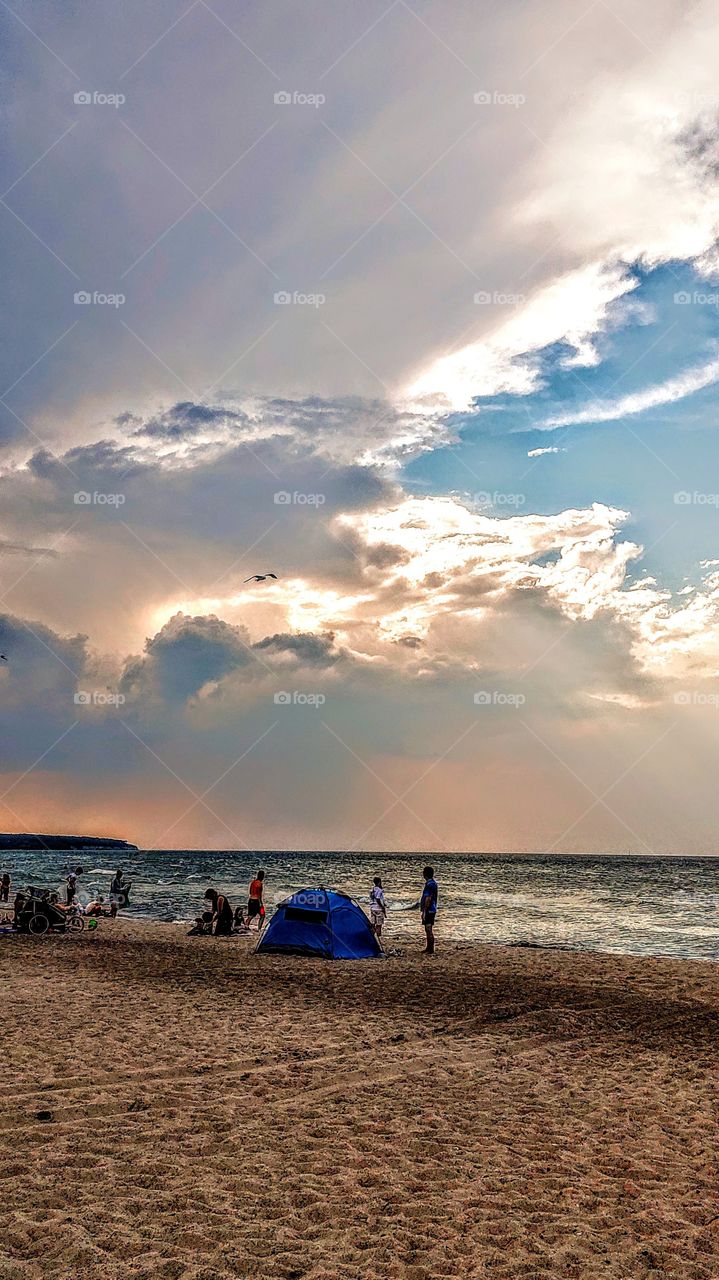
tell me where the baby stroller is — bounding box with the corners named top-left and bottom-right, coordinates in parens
top-left (16, 891), bottom-right (85, 936)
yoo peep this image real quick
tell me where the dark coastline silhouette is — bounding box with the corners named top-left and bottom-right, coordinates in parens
top-left (0, 834), bottom-right (138, 851)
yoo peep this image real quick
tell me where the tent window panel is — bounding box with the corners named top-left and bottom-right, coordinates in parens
top-left (284, 907), bottom-right (329, 924)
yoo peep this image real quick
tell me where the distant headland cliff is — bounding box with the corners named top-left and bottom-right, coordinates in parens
top-left (0, 835), bottom-right (138, 851)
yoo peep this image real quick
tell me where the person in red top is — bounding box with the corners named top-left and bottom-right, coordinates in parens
top-left (247, 869), bottom-right (265, 930)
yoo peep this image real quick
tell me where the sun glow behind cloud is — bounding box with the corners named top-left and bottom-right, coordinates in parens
top-left (135, 491), bottom-right (719, 690)
top-left (3, 1), bottom-right (719, 849)
top-left (404, 264), bottom-right (639, 412)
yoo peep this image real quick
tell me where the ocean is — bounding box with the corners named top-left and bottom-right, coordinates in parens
top-left (4, 849), bottom-right (719, 960)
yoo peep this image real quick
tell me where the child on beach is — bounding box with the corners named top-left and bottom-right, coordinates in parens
top-left (420, 866), bottom-right (438, 955)
top-left (187, 910), bottom-right (213, 936)
top-left (66, 866), bottom-right (83, 905)
top-left (369, 876), bottom-right (387, 940)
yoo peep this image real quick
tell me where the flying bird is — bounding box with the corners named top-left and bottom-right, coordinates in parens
top-left (0, 655), bottom-right (7, 661)
top-left (244, 573), bottom-right (278, 583)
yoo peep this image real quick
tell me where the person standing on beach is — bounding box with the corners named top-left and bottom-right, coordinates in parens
top-left (247, 870), bottom-right (265, 930)
top-left (369, 876), bottom-right (387, 942)
top-left (420, 865), bottom-right (438, 955)
top-left (12, 889), bottom-right (26, 926)
top-left (109, 868), bottom-right (129, 918)
top-left (0, 872), bottom-right (9, 902)
top-left (66, 866), bottom-right (83, 905)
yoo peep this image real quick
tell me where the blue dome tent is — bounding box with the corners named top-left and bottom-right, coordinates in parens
top-left (255, 888), bottom-right (382, 959)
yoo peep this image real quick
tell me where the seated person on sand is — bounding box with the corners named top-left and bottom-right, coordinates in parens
top-left (84, 896), bottom-right (107, 916)
top-left (187, 910), bottom-right (213, 936)
top-left (36, 889), bottom-right (65, 911)
top-left (205, 888), bottom-right (233, 936)
top-left (233, 905), bottom-right (249, 931)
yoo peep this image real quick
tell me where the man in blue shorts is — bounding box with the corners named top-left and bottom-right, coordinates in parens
top-left (420, 865), bottom-right (438, 955)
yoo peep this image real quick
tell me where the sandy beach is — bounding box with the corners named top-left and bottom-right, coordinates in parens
top-left (4, 924), bottom-right (719, 1279)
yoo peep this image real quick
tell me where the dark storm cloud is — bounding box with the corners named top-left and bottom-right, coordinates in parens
top-left (0, 612), bottom-right (86, 690)
top-left (120, 616), bottom-right (349, 707)
top-left (253, 631), bottom-right (340, 667)
top-left (121, 613), bottom-right (256, 704)
top-left (28, 440), bottom-right (147, 483)
top-left (132, 402), bottom-right (250, 441)
top-left (0, 613), bottom-right (90, 772)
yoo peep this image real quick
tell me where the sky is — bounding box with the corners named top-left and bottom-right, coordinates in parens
top-left (1, 0), bottom-right (719, 852)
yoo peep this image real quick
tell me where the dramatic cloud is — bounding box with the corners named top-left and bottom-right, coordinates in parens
top-left (2, 1), bottom-right (719, 850)
top-left (406, 263), bottom-right (640, 411)
top-left (0, 475), bottom-right (717, 854)
top-left (126, 396), bottom-right (448, 467)
top-left (121, 613), bottom-right (256, 704)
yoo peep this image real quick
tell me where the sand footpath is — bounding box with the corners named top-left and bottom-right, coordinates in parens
top-left (3, 922), bottom-right (719, 1279)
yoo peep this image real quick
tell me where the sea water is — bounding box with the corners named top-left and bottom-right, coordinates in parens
top-left (4, 849), bottom-right (719, 961)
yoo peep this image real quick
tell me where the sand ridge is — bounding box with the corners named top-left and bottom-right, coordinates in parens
top-left (3, 923), bottom-right (719, 1278)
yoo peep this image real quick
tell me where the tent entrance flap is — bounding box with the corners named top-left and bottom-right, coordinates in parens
top-left (285, 907), bottom-right (328, 924)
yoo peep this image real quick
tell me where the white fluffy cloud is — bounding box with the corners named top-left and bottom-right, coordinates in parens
top-left (405, 263), bottom-right (639, 411)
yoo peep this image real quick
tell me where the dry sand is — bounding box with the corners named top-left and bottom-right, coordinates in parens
top-left (3, 922), bottom-right (719, 1279)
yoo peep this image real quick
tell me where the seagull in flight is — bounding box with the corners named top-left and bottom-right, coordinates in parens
top-left (0, 655), bottom-right (7, 661)
top-left (244, 573), bottom-right (278, 583)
